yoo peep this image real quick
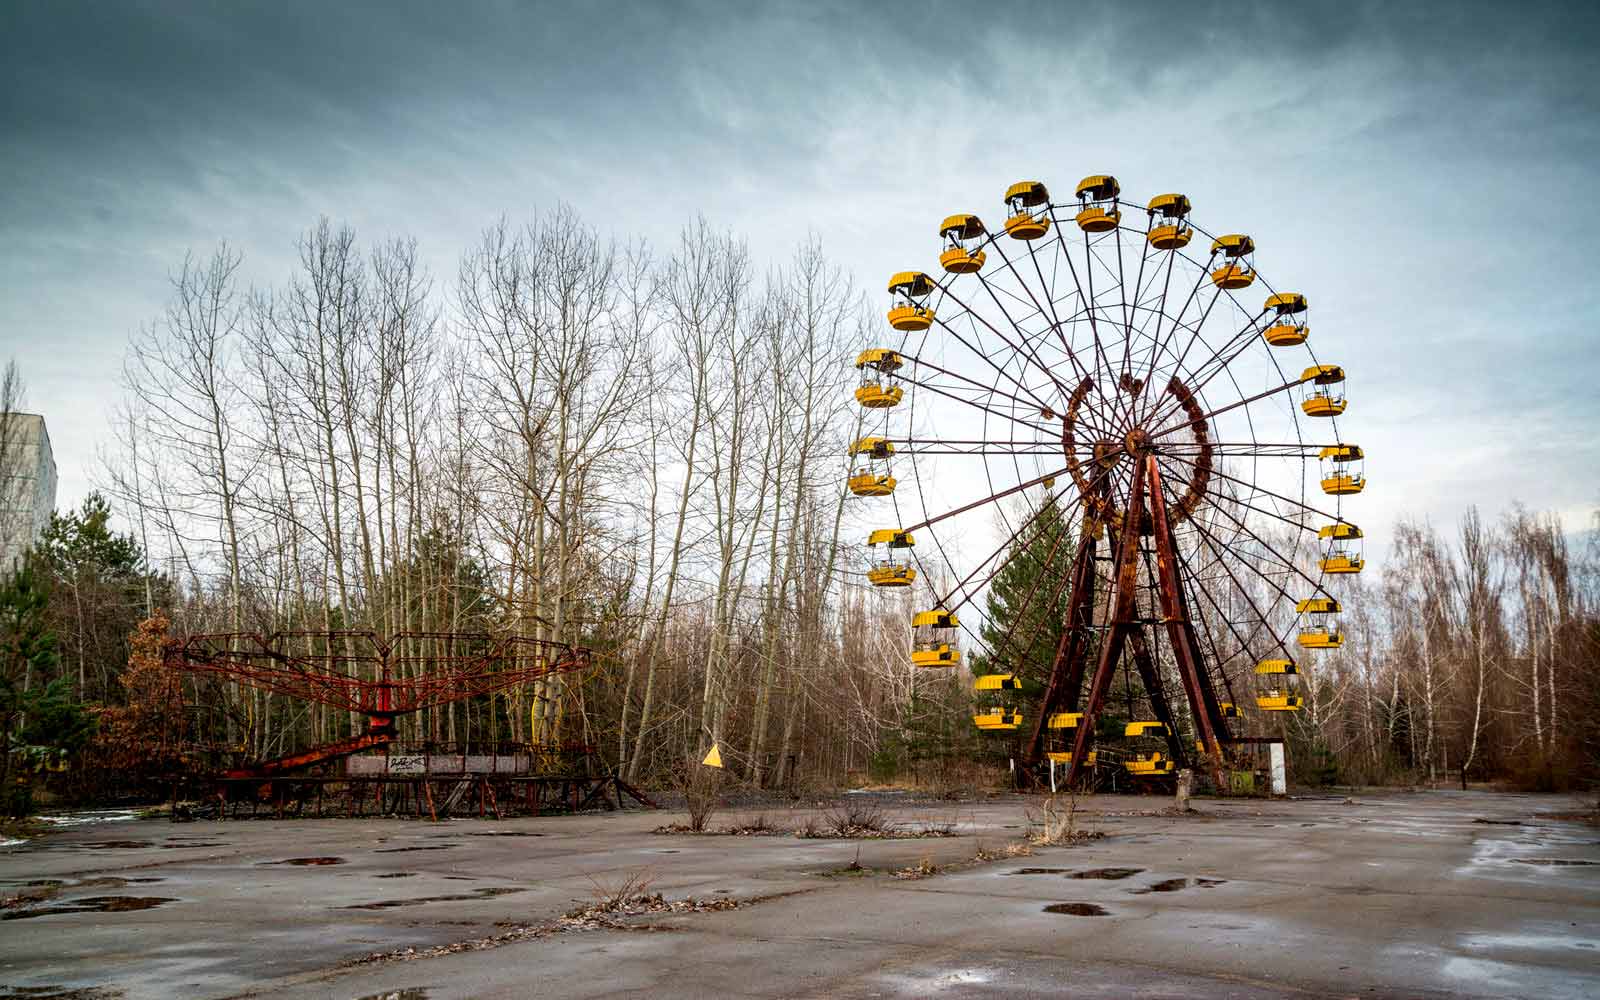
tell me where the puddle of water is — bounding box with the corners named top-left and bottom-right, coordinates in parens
top-left (1510, 858), bottom-right (1597, 867)
top-left (374, 845), bottom-right (455, 854)
top-left (70, 841), bottom-right (154, 850)
top-left (352, 991), bottom-right (429, 1000)
top-left (263, 857), bottom-right (345, 866)
top-left (161, 842), bottom-right (225, 849)
top-left (1044, 902), bottom-right (1109, 916)
top-left (2, 896), bottom-right (176, 920)
top-left (1132, 878), bottom-right (1190, 894)
top-left (1069, 867), bottom-right (1143, 880)
top-left (374, 872), bottom-right (417, 879)
top-left (0, 987), bottom-right (124, 999)
top-left (342, 887), bottom-right (525, 910)
top-left (1007, 868), bottom-right (1070, 875)
top-left (461, 831), bottom-right (544, 838)
top-left (1195, 878), bottom-right (1226, 887)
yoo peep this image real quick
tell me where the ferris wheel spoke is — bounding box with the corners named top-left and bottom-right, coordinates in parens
top-left (1147, 375), bottom-right (1309, 442)
top-left (1156, 448), bottom-right (1344, 526)
top-left (1186, 514), bottom-right (1298, 617)
top-left (1183, 519), bottom-right (1297, 661)
top-left (932, 485), bottom-right (1087, 616)
top-left (1188, 490), bottom-right (1330, 599)
top-left (1053, 208), bottom-right (1137, 432)
top-left (904, 354), bottom-right (1077, 426)
top-left (1142, 306), bottom-right (1275, 431)
top-left (902, 465), bottom-right (1070, 535)
top-left (896, 368), bottom-right (1061, 436)
top-left (982, 237), bottom-right (1096, 388)
top-left (922, 298), bottom-right (1060, 413)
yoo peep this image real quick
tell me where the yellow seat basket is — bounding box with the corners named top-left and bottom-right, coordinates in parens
top-left (1264, 323), bottom-right (1308, 346)
top-left (1125, 753), bottom-right (1175, 775)
top-left (886, 304), bottom-right (935, 332)
top-left (1219, 702), bottom-right (1242, 718)
top-left (1046, 750), bottom-right (1097, 766)
top-left (939, 247), bottom-right (985, 274)
top-left (1147, 223), bottom-right (1192, 249)
top-left (1322, 474), bottom-right (1365, 496)
top-left (1257, 694), bottom-right (1304, 711)
top-left (973, 710), bottom-right (1022, 731)
top-left (855, 384), bottom-right (904, 409)
top-left (1211, 264), bottom-right (1255, 290)
top-left (1302, 394), bottom-right (1346, 417)
top-left (974, 674), bottom-right (1021, 691)
top-left (847, 472), bottom-right (895, 497)
top-left (868, 565), bottom-right (916, 588)
top-left (1005, 213), bottom-right (1050, 240)
top-left (1046, 712), bottom-right (1082, 729)
top-left (1320, 554), bottom-right (1363, 574)
top-left (1297, 629), bottom-right (1344, 649)
top-left (911, 644), bottom-right (959, 668)
top-left (1075, 206), bottom-right (1120, 233)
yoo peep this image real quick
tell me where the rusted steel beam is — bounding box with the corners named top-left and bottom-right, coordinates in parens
top-left (1064, 457), bottom-right (1147, 788)
top-left (1146, 455), bottom-right (1228, 790)
top-left (1021, 530), bottom-right (1099, 766)
top-left (1127, 629), bottom-right (1188, 768)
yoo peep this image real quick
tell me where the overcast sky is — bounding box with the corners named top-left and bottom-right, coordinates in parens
top-left (3, 0), bottom-right (1597, 548)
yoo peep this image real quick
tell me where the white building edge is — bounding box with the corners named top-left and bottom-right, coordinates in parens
top-left (1, 413), bottom-right (57, 574)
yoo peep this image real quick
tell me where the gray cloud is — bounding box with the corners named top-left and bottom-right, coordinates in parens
top-left (2, 0), bottom-right (1597, 539)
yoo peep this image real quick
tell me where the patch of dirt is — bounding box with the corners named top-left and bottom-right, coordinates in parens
top-left (347, 889), bottom-right (808, 966)
top-left (1069, 867), bottom-right (1143, 880)
top-left (263, 857), bottom-right (345, 866)
top-left (1044, 902), bottom-right (1110, 916)
top-left (2, 896), bottom-right (176, 920)
top-left (1132, 877), bottom-right (1191, 893)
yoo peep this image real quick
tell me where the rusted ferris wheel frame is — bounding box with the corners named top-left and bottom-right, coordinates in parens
top-left (854, 176), bottom-right (1364, 790)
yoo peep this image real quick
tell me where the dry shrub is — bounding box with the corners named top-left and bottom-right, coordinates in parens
top-left (583, 867), bottom-right (659, 913)
top-left (822, 799), bottom-right (895, 837)
top-left (675, 755), bottom-right (724, 832)
top-left (1027, 790), bottom-right (1102, 846)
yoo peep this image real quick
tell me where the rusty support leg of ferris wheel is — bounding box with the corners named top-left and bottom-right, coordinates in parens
top-left (1021, 531), bottom-right (1099, 767)
top-left (1146, 455), bottom-right (1228, 790)
top-left (1170, 536), bottom-right (1235, 743)
top-left (1127, 629), bottom-right (1190, 768)
top-left (1064, 459), bottom-right (1147, 788)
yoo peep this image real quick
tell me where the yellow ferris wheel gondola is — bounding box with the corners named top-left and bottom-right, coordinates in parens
top-left (1301, 364), bottom-right (1347, 417)
top-left (1146, 192), bottom-right (1193, 249)
top-left (1319, 444), bottom-right (1365, 496)
top-left (911, 608), bottom-right (960, 668)
top-left (1254, 658), bottom-right (1304, 711)
top-left (886, 271), bottom-right (936, 332)
top-left (854, 348), bottom-right (904, 409)
top-left (1074, 174), bottom-right (1121, 233)
top-left (866, 528), bottom-right (915, 588)
top-left (1263, 292), bottom-right (1308, 346)
top-left (847, 436), bottom-right (896, 497)
top-left (1210, 233), bottom-right (1256, 289)
top-left (1295, 598), bottom-right (1343, 649)
top-left (938, 214), bottom-right (987, 273)
top-left (1003, 180), bottom-right (1051, 240)
top-left (1319, 522), bottom-right (1364, 574)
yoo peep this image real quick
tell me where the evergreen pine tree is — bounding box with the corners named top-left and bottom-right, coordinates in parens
top-left (970, 493), bottom-right (1076, 700)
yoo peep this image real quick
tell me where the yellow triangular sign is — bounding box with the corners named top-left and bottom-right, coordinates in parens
top-left (701, 743), bottom-right (724, 769)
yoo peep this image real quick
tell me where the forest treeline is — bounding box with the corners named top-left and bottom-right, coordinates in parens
top-left (0, 208), bottom-right (1596, 803)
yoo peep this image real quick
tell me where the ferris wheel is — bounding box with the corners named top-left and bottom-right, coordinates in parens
top-left (850, 174), bottom-right (1366, 789)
